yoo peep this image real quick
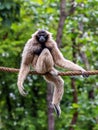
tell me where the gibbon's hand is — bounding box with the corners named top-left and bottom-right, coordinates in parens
top-left (17, 83), bottom-right (28, 96)
top-left (81, 70), bottom-right (89, 78)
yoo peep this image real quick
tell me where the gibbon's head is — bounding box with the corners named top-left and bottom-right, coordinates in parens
top-left (36, 30), bottom-right (49, 44)
top-left (33, 30), bottom-right (52, 44)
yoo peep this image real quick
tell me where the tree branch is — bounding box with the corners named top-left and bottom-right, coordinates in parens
top-left (69, 0), bottom-right (76, 15)
top-left (56, 0), bottom-right (76, 46)
top-left (56, 0), bottom-right (67, 46)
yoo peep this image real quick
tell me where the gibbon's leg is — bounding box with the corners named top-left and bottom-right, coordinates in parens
top-left (35, 48), bottom-right (54, 74)
top-left (44, 74), bottom-right (64, 116)
top-left (32, 55), bottom-right (39, 68)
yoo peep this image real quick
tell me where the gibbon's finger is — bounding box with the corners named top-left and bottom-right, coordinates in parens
top-left (82, 71), bottom-right (89, 78)
top-left (53, 104), bottom-right (61, 117)
top-left (19, 86), bottom-right (28, 96)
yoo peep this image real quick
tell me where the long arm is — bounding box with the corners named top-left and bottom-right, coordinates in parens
top-left (51, 41), bottom-right (86, 71)
top-left (17, 40), bottom-right (34, 96)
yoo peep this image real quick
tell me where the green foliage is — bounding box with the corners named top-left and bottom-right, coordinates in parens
top-left (0, 0), bottom-right (98, 130)
top-left (0, 0), bottom-right (20, 27)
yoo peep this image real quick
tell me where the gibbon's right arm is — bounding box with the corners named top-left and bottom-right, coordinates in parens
top-left (17, 39), bottom-right (35, 96)
top-left (51, 40), bottom-right (86, 72)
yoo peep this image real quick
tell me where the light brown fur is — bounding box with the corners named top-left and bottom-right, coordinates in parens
top-left (17, 30), bottom-right (86, 116)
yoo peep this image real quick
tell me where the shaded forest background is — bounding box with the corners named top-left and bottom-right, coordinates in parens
top-left (0, 0), bottom-right (98, 130)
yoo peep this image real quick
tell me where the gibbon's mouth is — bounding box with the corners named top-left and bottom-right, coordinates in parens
top-left (39, 36), bottom-right (46, 43)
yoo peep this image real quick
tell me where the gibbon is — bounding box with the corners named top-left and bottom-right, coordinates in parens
top-left (17, 30), bottom-right (87, 116)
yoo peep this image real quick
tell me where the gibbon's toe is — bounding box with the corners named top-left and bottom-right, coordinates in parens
top-left (81, 70), bottom-right (89, 78)
top-left (53, 104), bottom-right (61, 117)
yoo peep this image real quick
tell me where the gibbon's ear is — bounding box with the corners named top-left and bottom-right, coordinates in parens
top-left (45, 30), bottom-right (53, 39)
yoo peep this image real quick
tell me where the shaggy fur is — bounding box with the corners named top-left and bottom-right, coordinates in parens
top-left (17, 30), bottom-right (86, 116)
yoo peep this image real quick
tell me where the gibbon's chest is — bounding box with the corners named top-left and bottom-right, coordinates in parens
top-left (33, 42), bottom-right (52, 56)
top-left (41, 44), bottom-right (46, 50)
top-left (41, 45), bottom-right (52, 55)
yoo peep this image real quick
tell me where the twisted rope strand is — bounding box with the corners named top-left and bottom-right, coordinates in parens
top-left (0, 66), bottom-right (98, 76)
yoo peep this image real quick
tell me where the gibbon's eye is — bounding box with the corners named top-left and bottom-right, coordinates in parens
top-left (36, 30), bottom-right (48, 43)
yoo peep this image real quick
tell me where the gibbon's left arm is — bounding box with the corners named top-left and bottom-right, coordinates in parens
top-left (49, 40), bottom-right (86, 72)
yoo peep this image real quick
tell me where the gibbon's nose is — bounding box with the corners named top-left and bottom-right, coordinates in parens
top-left (39, 36), bottom-right (45, 43)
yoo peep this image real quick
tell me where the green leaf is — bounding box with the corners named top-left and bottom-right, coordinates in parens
top-left (72, 103), bottom-right (80, 108)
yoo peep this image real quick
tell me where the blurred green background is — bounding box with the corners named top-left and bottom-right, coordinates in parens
top-left (0, 0), bottom-right (98, 130)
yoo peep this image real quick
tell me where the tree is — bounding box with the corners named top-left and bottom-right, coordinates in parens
top-left (0, 0), bottom-right (98, 130)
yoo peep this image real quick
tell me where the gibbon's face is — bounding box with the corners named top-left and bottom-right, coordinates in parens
top-left (36, 30), bottom-right (48, 44)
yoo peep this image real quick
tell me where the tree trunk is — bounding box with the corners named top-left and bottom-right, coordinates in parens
top-left (78, 21), bottom-right (94, 130)
top-left (47, 83), bottom-right (54, 130)
top-left (69, 36), bottom-right (78, 130)
top-left (47, 0), bottom-right (76, 129)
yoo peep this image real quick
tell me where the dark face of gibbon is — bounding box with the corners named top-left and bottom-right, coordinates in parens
top-left (36, 30), bottom-right (49, 44)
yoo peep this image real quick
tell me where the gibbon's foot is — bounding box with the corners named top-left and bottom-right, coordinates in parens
top-left (53, 104), bottom-right (61, 117)
top-left (81, 71), bottom-right (89, 78)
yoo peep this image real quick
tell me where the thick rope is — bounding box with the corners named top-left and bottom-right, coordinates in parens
top-left (0, 66), bottom-right (98, 76)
